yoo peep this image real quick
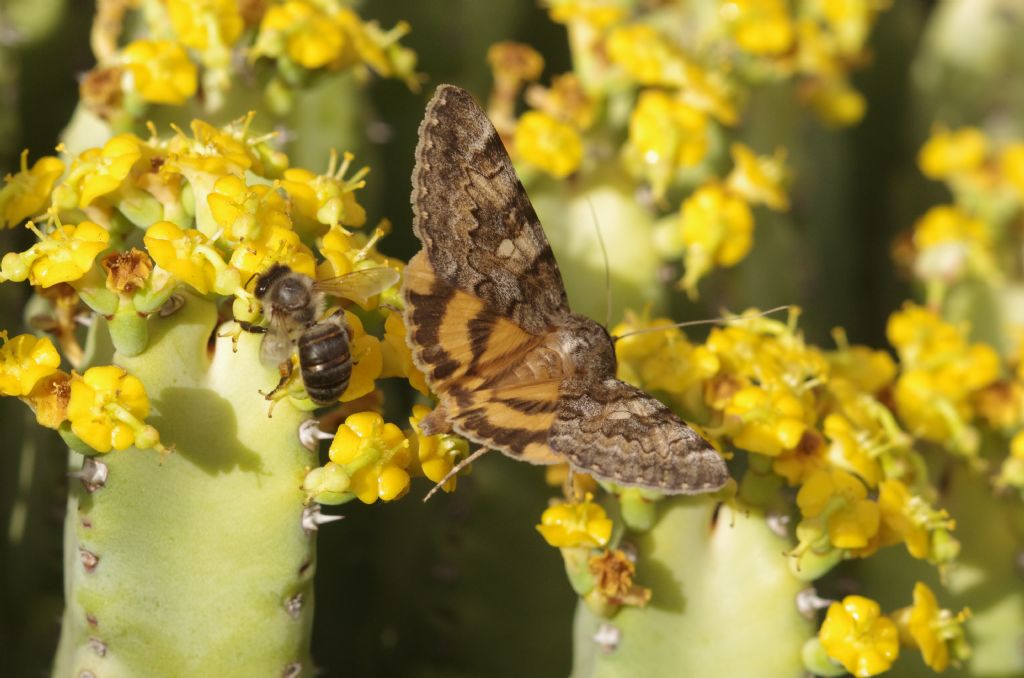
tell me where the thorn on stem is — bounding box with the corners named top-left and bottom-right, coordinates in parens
top-left (593, 623), bottom-right (621, 653)
top-left (301, 505), bottom-right (344, 533)
top-left (68, 457), bottom-right (108, 492)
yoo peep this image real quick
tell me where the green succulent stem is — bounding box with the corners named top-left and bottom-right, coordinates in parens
top-left (571, 499), bottom-right (812, 678)
top-left (53, 294), bottom-right (317, 677)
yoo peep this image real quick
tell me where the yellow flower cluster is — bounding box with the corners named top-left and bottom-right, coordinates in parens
top-left (0, 116), bottom-right (422, 467)
top-left (817, 583), bottom-right (970, 676)
top-left (82, 0), bottom-right (419, 115)
top-left (887, 303), bottom-right (1000, 455)
top-left (303, 407), bottom-right (469, 505)
top-left (536, 494), bottom-right (613, 548)
top-left (0, 331), bottom-right (164, 452)
top-left (722, 0), bottom-right (887, 126)
top-left (612, 308), bottom-right (958, 569)
top-left (487, 2), bottom-right (887, 297)
top-left (903, 126), bottom-right (1024, 304)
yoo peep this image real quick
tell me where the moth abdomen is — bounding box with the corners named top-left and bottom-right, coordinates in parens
top-left (298, 319), bottom-right (352, 405)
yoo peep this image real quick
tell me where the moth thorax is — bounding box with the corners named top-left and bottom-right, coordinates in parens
top-left (557, 314), bottom-right (617, 378)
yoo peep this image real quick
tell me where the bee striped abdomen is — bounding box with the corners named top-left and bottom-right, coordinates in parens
top-left (298, 319), bottom-right (352, 405)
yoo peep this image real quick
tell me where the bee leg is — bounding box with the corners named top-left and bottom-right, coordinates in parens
top-left (224, 320), bottom-right (267, 353)
top-left (260, 360), bottom-right (295, 401)
top-left (237, 320), bottom-right (267, 334)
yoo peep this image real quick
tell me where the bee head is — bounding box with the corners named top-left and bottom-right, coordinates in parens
top-left (253, 264), bottom-right (292, 299)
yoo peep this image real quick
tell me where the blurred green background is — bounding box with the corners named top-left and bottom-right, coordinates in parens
top-left (3, 0), bottom-right (1021, 675)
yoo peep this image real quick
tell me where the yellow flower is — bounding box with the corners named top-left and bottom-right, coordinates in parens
top-left (328, 411), bottom-right (411, 503)
top-left (797, 468), bottom-right (879, 550)
top-left (628, 90), bottom-right (709, 198)
top-left (0, 332), bottom-right (61, 397)
top-left (822, 412), bottom-right (882, 488)
top-left (547, 0), bottom-right (628, 28)
top-left (827, 330), bottom-right (896, 395)
top-left (877, 479), bottom-right (956, 562)
top-left (25, 371), bottom-right (71, 429)
top-left (607, 24), bottom-right (689, 87)
top-left (254, 0), bottom-right (345, 69)
top-left (67, 365), bottom-right (161, 453)
top-left (724, 0), bottom-right (796, 57)
top-left (801, 78), bottom-right (866, 127)
top-left (144, 221), bottom-right (230, 295)
top-left (725, 143), bottom-right (789, 211)
top-left (280, 150), bottom-right (368, 231)
top-left (999, 142), bottom-right (1024, 196)
top-left (814, 0), bottom-right (887, 56)
top-left (165, 117), bottom-right (263, 183)
top-left (228, 224), bottom-right (316, 286)
top-left (819, 595), bottom-right (899, 677)
top-left (0, 151), bottom-right (64, 228)
top-left (337, 311), bottom-right (382, 402)
top-left (998, 429), bottom-right (1024, 489)
top-left (902, 582), bottom-right (971, 672)
top-left (911, 204), bottom-right (996, 287)
top-left (918, 126), bottom-right (988, 180)
top-left (514, 110), bottom-right (584, 179)
top-left (407, 404), bottom-right (469, 492)
top-left (1, 221), bottom-right (110, 288)
top-left (63, 134), bottom-right (145, 208)
top-left (887, 306), bottom-right (1000, 450)
top-left (678, 182), bottom-right (753, 296)
top-left (526, 73), bottom-right (596, 130)
top-left (488, 41), bottom-right (544, 92)
top-left (725, 385), bottom-right (808, 457)
top-left (380, 312), bottom-right (429, 395)
top-left (207, 175), bottom-right (293, 244)
top-left (167, 0), bottom-right (243, 51)
top-left (536, 495), bottom-right (613, 548)
top-left (886, 303), bottom-right (961, 364)
top-left (122, 39), bottom-right (198, 106)
top-left (771, 429), bottom-right (827, 486)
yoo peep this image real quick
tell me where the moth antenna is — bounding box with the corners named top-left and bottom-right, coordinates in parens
top-left (586, 197), bottom-right (613, 330)
top-left (422, 447), bottom-right (491, 502)
top-left (613, 305), bottom-right (796, 341)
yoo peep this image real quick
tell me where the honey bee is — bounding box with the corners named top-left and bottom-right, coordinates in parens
top-left (240, 264), bottom-right (400, 405)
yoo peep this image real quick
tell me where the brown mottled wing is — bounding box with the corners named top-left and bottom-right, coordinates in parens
top-left (550, 378), bottom-right (730, 494)
top-left (410, 84), bottom-right (569, 333)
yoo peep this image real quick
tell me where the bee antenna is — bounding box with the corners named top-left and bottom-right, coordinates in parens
top-left (244, 270), bottom-right (260, 290)
top-left (612, 305), bottom-right (796, 341)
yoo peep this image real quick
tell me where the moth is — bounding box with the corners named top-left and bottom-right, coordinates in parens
top-left (402, 84), bottom-right (729, 495)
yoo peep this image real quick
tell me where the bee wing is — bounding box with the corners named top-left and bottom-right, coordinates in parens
top-left (313, 267), bottom-right (400, 308)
